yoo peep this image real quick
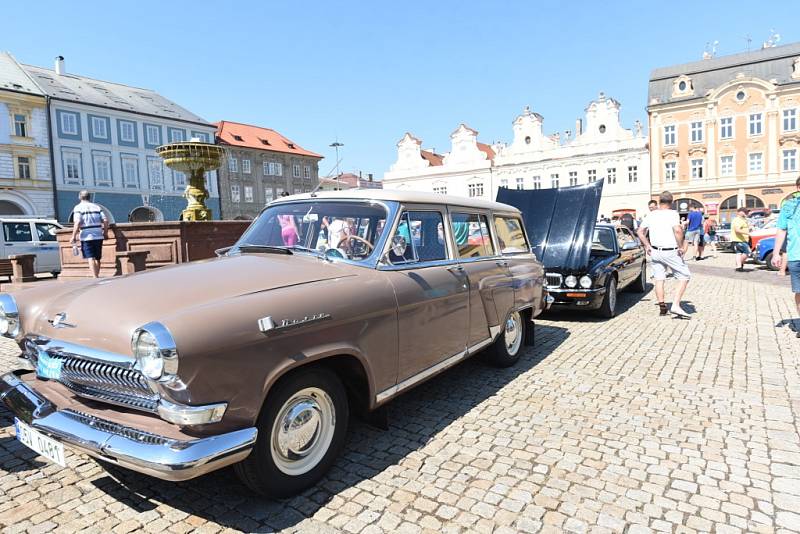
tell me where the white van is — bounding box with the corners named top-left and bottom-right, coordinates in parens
top-left (0, 217), bottom-right (63, 275)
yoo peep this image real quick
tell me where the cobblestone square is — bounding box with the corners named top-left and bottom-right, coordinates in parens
top-left (1, 254), bottom-right (799, 533)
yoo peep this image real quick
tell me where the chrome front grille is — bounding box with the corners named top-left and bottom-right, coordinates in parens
top-left (63, 410), bottom-right (170, 445)
top-left (22, 338), bottom-right (159, 413)
top-left (545, 273), bottom-right (563, 288)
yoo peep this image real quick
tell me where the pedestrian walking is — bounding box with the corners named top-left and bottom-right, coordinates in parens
top-left (731, 207), bottom-right (751, 272)
top-left (637, 191), bottom-right (691, 318)
top-left (684, 205), bottom-right (705, 260)
top-left (704, 216), bottom-right (717, 253)
top-left (772, 177), bottom-right (800, 337)
top-left (69, 190), bottom-right (108, 278)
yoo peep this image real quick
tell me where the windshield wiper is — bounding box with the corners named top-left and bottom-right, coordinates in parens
top-left (287, 245), bottom-right (331, 261)
top-left (236, 243), bottom-right (293, 255)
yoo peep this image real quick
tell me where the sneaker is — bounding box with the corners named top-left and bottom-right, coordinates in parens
top-left (659, 303), bottom-right (668, 316)
top-left (670, 304), bottom-right (690, 318)
top-left (735, 267), bottom-right (744, 272)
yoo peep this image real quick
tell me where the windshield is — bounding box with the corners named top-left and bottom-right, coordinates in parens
top-left (591, 227), bottom-right (616, 254)
top-left (232, 201), bottom-right (390, 262)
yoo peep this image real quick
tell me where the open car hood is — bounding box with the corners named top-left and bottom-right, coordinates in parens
top-left (497, 181), bottom-right (603, 271)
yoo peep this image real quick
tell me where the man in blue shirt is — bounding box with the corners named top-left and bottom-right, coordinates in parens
top-left (773, 176), bottom-right (800, 337)
top-left (684, 206), bottom-right (705, 260)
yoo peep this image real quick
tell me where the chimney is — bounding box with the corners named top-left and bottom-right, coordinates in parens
top-left (55, 56), bottom-right (65, 75)
top-left (368, 173), bottom-right (373, 182)
top-left (575, 118), bottom-right (583, 136)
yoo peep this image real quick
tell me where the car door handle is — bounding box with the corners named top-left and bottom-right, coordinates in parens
top-left (447, 265), bottom-right (464, 272)
top-left (495, 260), bottom-right (508, 267)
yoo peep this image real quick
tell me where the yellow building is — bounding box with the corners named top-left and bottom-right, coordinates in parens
top-left (648, 43), bottom-right (800, 222)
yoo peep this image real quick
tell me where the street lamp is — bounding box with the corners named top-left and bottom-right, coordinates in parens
top-left (329, 141), bottom-right (344, 178)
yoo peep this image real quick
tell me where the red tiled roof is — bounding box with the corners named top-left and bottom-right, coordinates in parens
top-left (421, 149), bottom-right (444, 166)
top-left (215, 121), bottom-right (322, 158)
top-left (477, 142), bottom-right (495, 162)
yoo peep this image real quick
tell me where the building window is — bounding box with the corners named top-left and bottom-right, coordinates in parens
top-left (13, 114), bottom-right (27, 137)
top-left (606, 168), bottom-right (616, 184)
top-left (468, 183), bottom-right (484, 197)
top-left (119, 121), bottom-right (136, 143)
top-left (748, 113), bottom-right (762, 136)
top-left (720, 117), bottom-right (733, 139)
top-left (263, 161), bottom-right (270, 175)
top-left (231, 184), bottom-right (241, 203)
top-left (568, 171), bottom-right (578, 186)
top-left (91, 116), bottom-right (108, 139)
top-left (500, 178), bottom-right (508, 188)
top-left (532, 176), bottom-right (541, 189)
top-left (242, 159), bottom-right (251, 174)
top-left (147, 157), bottom-right (163, 190)
top-left (783, 109), bottom-right (797, 132)
top-left (228, 158), bottom-right (238, 172)
top-left (16, 156), bottom-right (31, 179)
top-left (783, 149), bottom-right (798, 172)
top-left (244, 185), bottom-right (253, 203)
top-left (293, 164), bottom-right (301, 178)
top-left (60, 112), bottom-right (78, 136)
top-left (63, 150), bottom-right (82, 185)
top-left (265, 188), bottom-right (274, 203)
top-left (690, 121), bottom-right (703, 143)
top-left (92, 153), bottom-right (112, 186)
top-left (173, 171), bottom-right (185, 189)
top-left (663, 125), bottom-right (676, 146)
top-left (587, 169), bottom-right (596, 182)
top-left (433, 185), bottom-right (447, 194)
top-left (145, 124), bottom-right (161, 146)
top-left (516, 176), bottom-right (524, 190)
top-left (627, 165), bottom-right (638, 183)
top-left (691, 158), bottom-right (704, 179)
top-left (168, 129), bottom-right (185, 143)
top-left (550, 173), bottom-right (559, 188)
top-left (268, 162), bottom-right (276, 176)
top-left (748, 153), bottom-right (763, 173)
top-left (121, 156), bottom-right (139, 188)
top-left (720, 155), bottom-right (734, 176)
top-left (664, 161), bottom-right (676, 181)
top-left (304, 165), bottom-right (311, 179)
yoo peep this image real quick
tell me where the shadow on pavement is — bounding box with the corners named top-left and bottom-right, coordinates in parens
top-left (0, 324), bottom-right (570, 532)
top-left (542, 284), bottom-right (649, 323)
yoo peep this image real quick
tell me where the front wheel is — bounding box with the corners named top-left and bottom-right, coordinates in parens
top-left (485, 310), bottom-right (525, 368)
top-left (597, 277), bottom-right (617, 318)
top-left (234, 368), bottom-right (349, 497)
top-left (764, 252), bottom-right (778, 271)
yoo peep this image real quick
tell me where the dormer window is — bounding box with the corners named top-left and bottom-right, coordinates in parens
top-left (233, 134), bottom-right (244, 141)
top-left (260, 138), bottom-right (270, 146)
top-left (672, 75), bottom-right (694, 98)
top-left (524, 136), bottom-right (531, 144)
top-left (736, 90), bottom-right (746, 102)
top-left (599, 124), bottom-right (606, 134)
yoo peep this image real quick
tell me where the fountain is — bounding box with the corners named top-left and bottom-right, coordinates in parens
top-left (156, 139), bottom-right (226, 221)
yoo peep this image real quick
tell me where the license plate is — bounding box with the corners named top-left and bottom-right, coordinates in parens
top-left (14, 418), bottom-right (66, 467)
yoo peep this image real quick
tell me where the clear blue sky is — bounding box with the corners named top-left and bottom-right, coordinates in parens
top-left (4, 1), bottom-right (796, 178)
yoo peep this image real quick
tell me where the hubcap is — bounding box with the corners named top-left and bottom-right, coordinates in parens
top-left (271, 387), bottom-right (335, 476)
top-left (608, 281), bottom-right (617, 312)
top-left (504, 311), bottom-right (523, 355)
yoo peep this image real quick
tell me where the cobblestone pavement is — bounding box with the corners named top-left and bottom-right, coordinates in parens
top-left (1, 255), bottom-right (799, 533)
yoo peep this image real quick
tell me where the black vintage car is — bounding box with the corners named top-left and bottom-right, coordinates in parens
top-left (543, 223), bottom-right (646, 317)
top-left (497, 181), bottom-right (646, 318)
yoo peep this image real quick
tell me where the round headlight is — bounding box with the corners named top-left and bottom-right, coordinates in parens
top-left (565, 275), bottom-right (578, 288)
top-left (132, 322), bottom-right (178, 381)
top-left (133, 330), bottom-right (163, 379)
top-left (0, 294), bottom-right (20, 338)
top-left (579, 275), bottom-right (593, 288)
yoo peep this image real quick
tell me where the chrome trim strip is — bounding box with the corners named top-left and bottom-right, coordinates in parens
top-left (25, 336), bottom-right (136, 368)
top-left (0, 293), bottom-right (20, 339)
top-left (377, 258), bottom-right (458, 271)
top-left (547, 288), bottom-right (602, 294)
top-left (0, 373), bottom-right (256, 482)
top-left (375, 336), bottom-right (494, 403)
top-left (489, 324), bottom-right (503, 339)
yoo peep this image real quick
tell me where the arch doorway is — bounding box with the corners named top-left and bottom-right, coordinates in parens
top-left (0, 200), bottom-right (26, 215)
top-left (128, 206), bottom-right (164, 223)
top-left (718, 194), bottom-right (764, 223)
top-left (672, 197), bottom-right (702, 219)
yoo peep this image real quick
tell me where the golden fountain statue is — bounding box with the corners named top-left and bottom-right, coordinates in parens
top-left (156, 139), bottom-right (225, 221)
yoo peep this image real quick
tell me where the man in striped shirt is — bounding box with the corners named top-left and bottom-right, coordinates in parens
top-left (69, 190), bottom-right (108, 278)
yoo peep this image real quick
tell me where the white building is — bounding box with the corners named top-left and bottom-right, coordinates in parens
top-left (21, 56), bottom-right (219, 222)
top-left (0, 52), bottom-right (53, 216)
top-left (384, 94), bottom-right (652, 218)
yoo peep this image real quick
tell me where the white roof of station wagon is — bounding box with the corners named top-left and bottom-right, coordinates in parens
top-left (273, 189), bottom-right (521, 214)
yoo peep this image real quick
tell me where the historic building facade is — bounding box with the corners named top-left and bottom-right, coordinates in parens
top-left (384, 95), bottom-right (651, 217)
top-left (21, 56), bottom-right (219, 222)
top-left (216, 121), bottom-right (321, 219)
top-left (648, 42), bottom-right (800, 222)
top-left (0, 52), bottom-right (53, 217)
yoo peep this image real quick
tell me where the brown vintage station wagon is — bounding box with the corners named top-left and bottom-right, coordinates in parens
top-left (0, 190), bottom-right (548, 496)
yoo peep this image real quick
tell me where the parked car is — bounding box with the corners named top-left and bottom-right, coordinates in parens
top-left (715, 222), bottom-right (733, 251)
top-left (544, 224), bottom-right (646, 317)
top-left (0, 217), bottom-right (63, 275)
top-left (752, 236), bottom-right (778, 270)
top-left (0, 190), bottom-right (549, 497)
top-left (749, 218), bottom-right (777, 251)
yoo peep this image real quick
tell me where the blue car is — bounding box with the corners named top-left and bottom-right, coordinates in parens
top-left (753, 236), bottom-right (778, 270)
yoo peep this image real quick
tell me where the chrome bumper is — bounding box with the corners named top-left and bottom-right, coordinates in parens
top-left (0, 372), bottom-right (257, 481)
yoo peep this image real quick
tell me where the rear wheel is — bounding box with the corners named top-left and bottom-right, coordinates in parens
top-left (630, 262), bottom-right (647, 292)
top-left (234, 368), bottom-right (348, 497)
top-left (597, 277), bottom-right (617, 318)
top-left (485, 310), bottom-right (525, 368)
top-left (764, 252), bottom-right (778, 271)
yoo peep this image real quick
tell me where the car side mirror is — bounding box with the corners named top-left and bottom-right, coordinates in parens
top-left (621, 241), bottom-right (639, 251)
top-left (215, 246), bottom-right (232, 257)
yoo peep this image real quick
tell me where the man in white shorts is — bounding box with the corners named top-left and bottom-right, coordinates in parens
top-left (637, 191), bottom-right (691, 318)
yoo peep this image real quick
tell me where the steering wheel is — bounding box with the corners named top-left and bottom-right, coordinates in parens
top-left (336, 235), bottom-right (375, 253)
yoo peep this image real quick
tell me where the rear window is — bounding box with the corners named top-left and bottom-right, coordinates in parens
top-left (451, 212), bottom-right (495, 258)
top-left (493, 216), bottom-right (528, 254)
top-left (3, 222), bottom-right (32, 242)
